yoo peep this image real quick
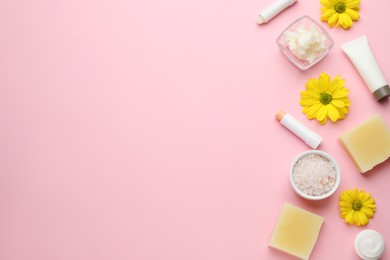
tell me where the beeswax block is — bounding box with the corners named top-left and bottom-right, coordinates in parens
top-left (269, 203), bottom-right (324, 260)
top-left (338, 114), bottom-right (390, 173)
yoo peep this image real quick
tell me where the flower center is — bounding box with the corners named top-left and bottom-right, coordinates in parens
top-left (353, 200), bottom-right (362, 211)
top-left (320, 93), bottom-right (333, 105)
top-left (335, 2), bottom-right (346, 13)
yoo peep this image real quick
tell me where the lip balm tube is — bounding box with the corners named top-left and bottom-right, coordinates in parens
top-left (276, 111), bottom-right (323, 149)
top-left (257, 0), bottom-right (297, 24)
top-left (354, 229), bottom-right (385, 260)
top-left (342, 35), bottom-right (390, 101)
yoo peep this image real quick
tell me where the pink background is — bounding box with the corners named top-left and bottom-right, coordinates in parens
top-left (1, 0), bottom-right (389, 259)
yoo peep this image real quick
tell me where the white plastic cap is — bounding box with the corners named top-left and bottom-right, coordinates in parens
top-left (354, 229), bottom-right (385, 260)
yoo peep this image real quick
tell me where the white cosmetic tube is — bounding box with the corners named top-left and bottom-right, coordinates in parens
top-left (257, 0), bottom-right (297, 24)
top-left (342, 36), bottom-right (390, 101)
top-left (276, 111), bottom-right (322, 149)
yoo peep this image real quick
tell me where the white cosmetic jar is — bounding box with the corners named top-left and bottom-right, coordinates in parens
top-left (290, 150), bottom-right (341, 200)
top-left (354, 229), bottom-right (385, 260)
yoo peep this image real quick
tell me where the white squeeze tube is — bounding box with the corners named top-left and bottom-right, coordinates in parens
top-left (341, 35), bottom-right (390, 101)
top-left (257, 0), bottom-right (297, 24)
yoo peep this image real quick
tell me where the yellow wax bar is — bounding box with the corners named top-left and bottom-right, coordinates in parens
top-left (269, 203), bottom-right (324, 260)
top-left (338, 114), bottom-right (390, 173)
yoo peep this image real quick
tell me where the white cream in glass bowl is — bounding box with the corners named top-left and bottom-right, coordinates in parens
top-left (276, 15), bottom-right (334, 70)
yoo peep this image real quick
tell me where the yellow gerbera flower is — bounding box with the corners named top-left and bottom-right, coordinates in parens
top-left (339, 188), bottom-right (376, 226)
top-left (300, 72), bottom-right (351, 125)
top-left (320, 0), bottom-right (360, 29)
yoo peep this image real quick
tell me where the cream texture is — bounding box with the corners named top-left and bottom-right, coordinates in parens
top-left (284, 26), bottom-right (327, 62)
top-left (354, 230), bottom-right (385, 260)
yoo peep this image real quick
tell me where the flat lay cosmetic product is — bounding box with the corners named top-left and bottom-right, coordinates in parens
top-left (269, 203), bottom-right (324, 260)
top-left (276, 15), bottom-right (334, 70)
top-left (290, 150), bottom-right (340, 200)
top-left (342, 36), bottom-right (390, 101)
top-left (276, 110), bottom-right (323, 149)
top-left (338, 114), bottom-right (390, 173)
top-left (354, 230), bottom-right (385, 260)
top-left (257, 0), bottom-right (297, 24)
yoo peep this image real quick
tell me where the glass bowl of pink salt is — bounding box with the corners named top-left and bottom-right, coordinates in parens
top-left (290, 150), bottom-right (341, 200)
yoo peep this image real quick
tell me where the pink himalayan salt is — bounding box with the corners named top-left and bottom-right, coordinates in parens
top-left (292, 153), bottom-right (337, 196)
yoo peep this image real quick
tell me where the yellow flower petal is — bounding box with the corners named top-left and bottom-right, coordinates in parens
top-left (339, 13), bottom-right (353, 29)
top-left (331, 99), bottom-right (346, 108)
top-left (358, 190), bottom-right (369, 201)
top-left (301, 89), bottom-right (320, 99)
top-left (318, 73), bottom-right (331, 92)
top-left (345, 8), bottom-right (360, 21)
top-left (330, 78), bottom-right (347, 94)
top-left (361, 207), bottom-right (375, 218)
top-left (362, 199), bottom-right (376, 208)
top-left (341, 98), bottom-right (351, 106)
top-left (356, 211), bottom-right (368, 226)
top-left (321, 9), bottom-right (336, 21)
top-left (319, 117), bottom-right (327, 125)
top-left (305, 78), bottom-right (319, 91)
top-left (332, 89), bottom-right (349, 99)
top-left (345, 210), bottom-right (355, 225)
top-left (340, 208), bottom-right (352, 218)
top-left (321, 0), bottom-right (338, 7)
top-left (329, 75), bottom-right (342, 92)
top-left (327, 104), bottom-right (340, 122)
top-left (340, 200), bottom-right (353, 207)
top-left (338, 109), bottom-right (349, 120)
top-left (300, 99), bottom-right (321, 106)
top-left (328, 13), bottom-right (339, 28)
top-left (343, 189), bottom-right (356, 201)
top-left (345, 0), bottom-right (361, 9)
top-left (338, 106), bottom-right (350, 115)
top-left (302, 102), bottom-right (322, 116)
top-left (316, 106), bottom-right (327, 122)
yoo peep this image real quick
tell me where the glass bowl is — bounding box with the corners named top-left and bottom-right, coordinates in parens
top-left (289, 150), bottom-right (341, 200)
top-left (276, 15), bottom-right (334, 70)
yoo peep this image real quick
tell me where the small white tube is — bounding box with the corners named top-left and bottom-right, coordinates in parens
top-left (276, 111), bottom-right (322, 149)
top-left (257, 0), bottom-right (297, 24)
top-left (342, 35), bottom-right (390, 101)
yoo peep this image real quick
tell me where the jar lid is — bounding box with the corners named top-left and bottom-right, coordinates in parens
top-left (354, 229), bottom-right (385, 260)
